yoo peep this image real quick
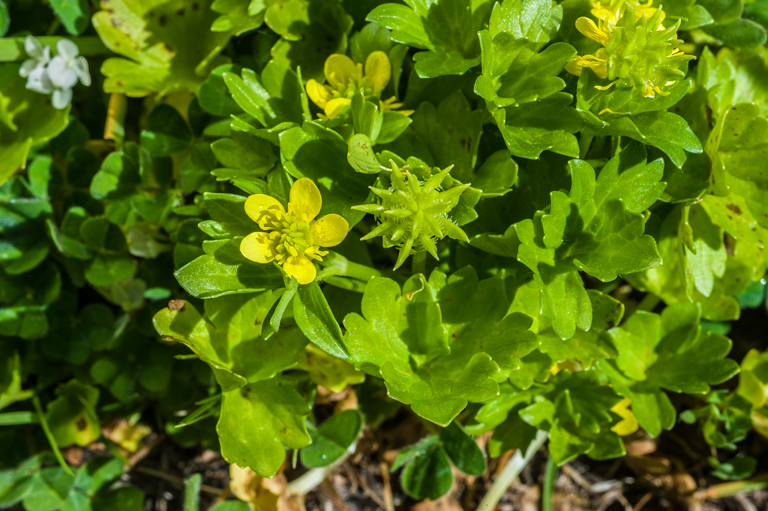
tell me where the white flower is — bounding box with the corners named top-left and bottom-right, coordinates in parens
top-left (47, 39), bottom-right (90, 89)
top-left (20, 37), bottom-right (91, 110)
top-left (19, 36), bottom-right (52, 93)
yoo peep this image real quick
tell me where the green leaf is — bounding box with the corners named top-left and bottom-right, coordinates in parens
top-left (707, 102), bottom-right (768, 230)
top-left (703, 19), bottom-right (768, 49)
top-left (348, 133), bottom-right (383, 174)
top-left (211, 131), bottom-right (275, 176)
top-left (538, 290), bottom-right (621, 368)
top-left (709, 455), bottom-right (757, 480)
top-left (153, 293), bottom-right (307, 391)
top-left (493, 93), bottom-right (583, 159)
top-left (211, 0), bottom-right (266, 35)
top-left (512, 146), bottom-right (664, 339)
top-left (175, 240), bottom-right (284, 298)
top-left (93, 0), bottom-right (231, 96)
top-left (342, 268), bottom-right (538, 425)
top-left (201, 193), bottom-right (254, 238)
top-left (85, 255), bottom-right (137, 287)
top-left (293, 281), bottom-right (348, 360)
top-left (223, 62), bottom-right (306, 128)
top-left (199, 64), bottom-right (243, 116)
top-left (266, 0), bottom-right (353, 81)
top-left (400, 441), bottom-right (454, 500)
top-left (407, 90), bottom-right (483, 182)
top-left (0, 350), bottom-right (33, 410)
top-left (90, 149), bottom-right (141, 200)
top-left (140, 104), bottom-right (193, 157)
top-left (45, 380), bottom-right (100, 448)
top-left (476, 0), bottom-right (568, 107)
top-left (281, 122), bottom-right (375, 224)
top-left (368, 0), bottom-right (493, 78)
top-left (598, 303), bottom-right (740, 437)
top-left (600, 111), bottom-right (703, 169)
top-left (50, 0), bottom-right (90, 35)
top-left (0, 68), bottom-right (69, 187)
top-left (92, 486), bottom-right (144, 511)
top-left (218, 374), bottom-right (311, 478)
top-left (440, 421), bottom-right (486, 476)
top-left (300, 409), bottom-right (364, 468)
top-left (0, 2), bottom-right (8, 38)
top-left (296, 344), bottom-right (365, 393)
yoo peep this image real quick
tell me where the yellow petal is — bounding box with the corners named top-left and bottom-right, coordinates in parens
top-left (311, 214), bottom-right (349, 248)
top-left (575, 17), bottom-right (611, 45)
top-left (240, 232), bottom-right (279, 264)
top-left (564, 56), bottom-right (586, 76)
top-left (364, 51), bottom-right (391, 93)
top-left (324, 98), bottom-right (351, 119)
top-left (244, 194), bottom-right (285, 230)
top-left (283, 256), bottom-right (317, 285)
top-left (306, 79), bottom-right (332, 109)
top-left (288, 178), bottom-right (322, 222)
top-left (610, 398), bottom-right (639, 436)
top-left (324, 54), bottom-right (358, 89)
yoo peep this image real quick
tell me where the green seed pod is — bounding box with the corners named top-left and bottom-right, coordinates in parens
top-left (353, 162), bottom-right (470, 270)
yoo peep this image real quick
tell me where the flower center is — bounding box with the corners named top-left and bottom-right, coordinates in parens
top-left (269, 214), bottom-right (324, 262)
top-left (333, 75), bottom-right (375, 100)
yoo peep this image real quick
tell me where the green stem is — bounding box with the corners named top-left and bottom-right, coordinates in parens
top-left (32, 396), bottom-right (73, 476)
top-left (578, 132), bottom-right (595, 159)
top-left (636, 292), bottom-right (661, 312)
top-left (287, 443), bottom-right (356, 496)
top-left (320, 251), bottom-right (383, 282)
top-left (411, 251), bottom-right (427, 276)
top-left (476, 430), bottom-right (548, 511)
top-left (0, 36), bottom-right (110, 62)
top-left (541, 455), bottom-right (558, 511)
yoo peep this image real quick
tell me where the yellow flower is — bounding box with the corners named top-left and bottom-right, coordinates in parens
top-left (565, 3), bottom-right (693, 98)
top-left (239, 178), bottom-right (349, 285)
top-left (610, 398), bottom-right (640, 436)
top-left (305, 51), bottom-right (412, 119)
top-left (591, 0), bottom-right (665, 29)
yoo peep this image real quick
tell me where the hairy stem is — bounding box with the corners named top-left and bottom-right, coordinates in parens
top-left (476, 430), bottom-right (548, 511)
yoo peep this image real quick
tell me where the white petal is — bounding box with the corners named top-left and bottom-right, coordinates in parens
top-left (56, 39), bottom-right (79, 60)
top-left (25, 36), bottom-right (44, 58)
top-left (47, 57), bottom-right (78, 88)
top-left (52, 87), bottom-right (72, 109)
top-left (42, 46), bottom-right (51, 63)
top-left (26, 66), bottom-right (53, 94)
top-left (19, 60), bottom-right (37, 78)
top-left (74, 57), bottom-right (90, 86)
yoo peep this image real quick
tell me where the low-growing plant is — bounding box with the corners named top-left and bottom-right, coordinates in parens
top-left (1, 0), bottom-right (768, 509)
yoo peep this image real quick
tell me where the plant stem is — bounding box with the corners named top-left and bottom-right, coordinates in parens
top-left (104, 93), bottom-right (127, 148)
top-left (287, 444), bottom-right (356, 496)
top-left (411, 251), bottom-right (427, 276)
top-left (320, 251), bottom-right (383, 283)
top-left (476, 430), bottom-right (548, 511)
top-left (636, 292), bottom-right (661, 312)
top-left (541, 455), bottom-right (558, 511)
top-left (0, 37), bottom-right (110, 61)
top-left (32, 396), bottom-right (73, 476)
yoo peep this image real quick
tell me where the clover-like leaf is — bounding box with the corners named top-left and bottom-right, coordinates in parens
top-left (218, 374), bottom-right (311, 477)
